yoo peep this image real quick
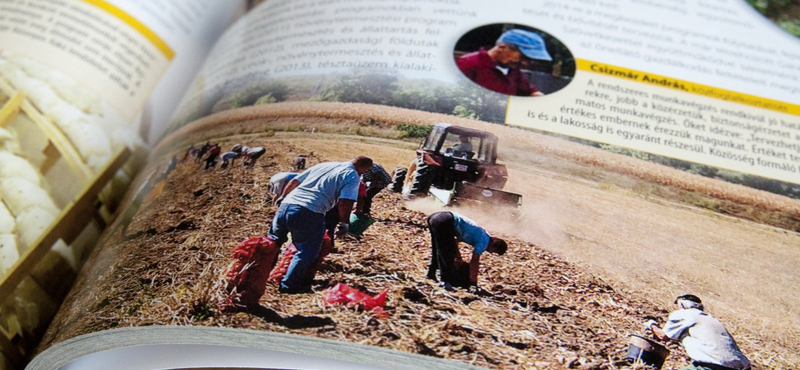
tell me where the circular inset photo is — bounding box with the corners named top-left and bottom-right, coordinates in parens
top-left (454, 24), bottom-right (575, 96)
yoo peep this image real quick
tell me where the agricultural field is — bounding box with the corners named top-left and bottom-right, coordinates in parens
top-left (40, 102), bottom-right (800, 369)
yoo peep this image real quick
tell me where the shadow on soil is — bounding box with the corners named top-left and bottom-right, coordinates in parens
top-left (248, 305), bottom-right (335, 329)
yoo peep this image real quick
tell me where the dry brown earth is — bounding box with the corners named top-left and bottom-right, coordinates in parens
top-left (40, 102), bottom-right (800, 369)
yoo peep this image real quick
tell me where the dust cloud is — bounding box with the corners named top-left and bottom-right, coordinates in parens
top-left (403, 197), bottom-right (571, 251)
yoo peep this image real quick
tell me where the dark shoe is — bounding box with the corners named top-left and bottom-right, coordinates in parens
top-left (279, 281), bottom-right (314, 294)
top-left (278, 285), bottom-right (302, 294)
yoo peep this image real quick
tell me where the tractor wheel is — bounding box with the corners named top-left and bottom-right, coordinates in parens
top-left (402, 157), bottom-right (431, 198)
top-left (389, 167), bottom-right (407, 193)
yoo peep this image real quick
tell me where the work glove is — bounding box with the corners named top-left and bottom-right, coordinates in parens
top-left (643, 319), bottom-right (659, 332)
top-left (335, 222), bottom-right (349, 237)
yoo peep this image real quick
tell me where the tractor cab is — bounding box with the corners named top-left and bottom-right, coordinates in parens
top-left (415, 123), bottom-right (507, 192)
top-left (422, 124), bottom-right (498, 165)
top-left (391, 123), bottom-right (520, 208)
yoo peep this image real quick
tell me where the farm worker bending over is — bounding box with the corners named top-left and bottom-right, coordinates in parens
top-left (204, 144), bottom-right (221, 170)
top-left (269, 156), bottom-right (373, 293)
top-left (195, 141), bottom-right (211, 162)
top-left (243, 146), bottom-right (266, 167)
top-left (358, 162), bottom-right (391, 216)
top-left (292, 154), bottom-right (307, 171)
top-left (426, 211), bottom-right (507, 291)
top-left (220, 151), bottom-right (239, 169)
top-left (456, 28), bottom-right (550, 96)
top-left (645, 294), bottom-right (750, 370)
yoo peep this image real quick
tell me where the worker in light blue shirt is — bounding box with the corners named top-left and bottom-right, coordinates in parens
top-left (646, 294), bottom-right (750, 370)
top-left (270, 156), bottom-right (373, 293)
top-left (426, 211), bottom-right (508, 290)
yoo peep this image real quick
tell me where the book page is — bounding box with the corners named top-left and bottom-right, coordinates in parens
top-left (0, 0), bottom-right (244, 367)
top-left (103, 0), bottom-right (247, 144)
top-left (166, 0), bottom-right (800, 187)
top-left (33, 0), bottom-right (799, 369)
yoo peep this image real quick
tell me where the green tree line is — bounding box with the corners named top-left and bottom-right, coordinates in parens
top-left (317, 70), bottom-right (508, 123)
top-left (747, 0), bottom-right (800, 36)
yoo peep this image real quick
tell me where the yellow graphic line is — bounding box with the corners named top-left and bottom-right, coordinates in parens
top-left (81, 0), bottom-right (174, 60)
top-left (576, 59), bottom-right (800, 117)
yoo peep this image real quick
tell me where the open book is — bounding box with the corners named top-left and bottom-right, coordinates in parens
top-left (0, 0), bottom-right (798, 369)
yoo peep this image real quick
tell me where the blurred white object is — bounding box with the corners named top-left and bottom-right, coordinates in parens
top-left (0, 178), bottom-right (59, 216)
top-left (0, 152), bottom-right (41, 186)
top-left (0, 201), bottom-right (15, 234)
top-left (15, 206), bottom-right (59, 248)
top-left (0, 127), bottom-right (21, 154)
top-left (0, 233), bottom-right (20, 275)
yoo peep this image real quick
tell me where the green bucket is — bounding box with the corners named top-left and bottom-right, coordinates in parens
top-left (348, 214), bottom-right (376, 238)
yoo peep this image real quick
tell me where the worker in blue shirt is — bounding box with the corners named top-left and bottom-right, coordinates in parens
top-left (426, 211), bottom-right (507, 290)
top-left (270, 156), bottom-right (373, 293)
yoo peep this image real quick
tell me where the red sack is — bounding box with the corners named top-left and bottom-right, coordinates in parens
top-left (224, 236), bottom-right (279, 307)
top-left (322, 283), bottom-right (388, 318)
top-left (267, 243), bottom-right (297, 285)
top-left (268, 234), bottom-right (332, 285)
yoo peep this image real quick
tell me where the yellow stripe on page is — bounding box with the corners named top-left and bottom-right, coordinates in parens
top-left (80, 0), bottom-right (174, 60)
top-left (576, 59), bottom-right (800, 117)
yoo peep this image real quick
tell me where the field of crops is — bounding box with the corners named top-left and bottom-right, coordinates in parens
top-left (162, 102), bottom-right (800, 231)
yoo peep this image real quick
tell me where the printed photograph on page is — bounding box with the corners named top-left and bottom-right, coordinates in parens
top-left (34, 1), bottom-right (800, 369)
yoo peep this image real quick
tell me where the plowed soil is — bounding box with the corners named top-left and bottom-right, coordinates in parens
top-left (40, 103), bottom-right (800, 369)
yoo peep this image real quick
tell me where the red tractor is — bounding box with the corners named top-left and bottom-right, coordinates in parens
top-left (390, 123), bottom-right (521, 208)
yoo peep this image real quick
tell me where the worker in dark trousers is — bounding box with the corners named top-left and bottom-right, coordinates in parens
top-left (204, 143), bottom-right (221, 170)
top-left (426, 211), bottom-right (507, 291)
top-left (270, 157), bottom-right (373, 293)
top-left (195, 142), bottom-right (211, 163)
top-left (358, 162), bottom-right (391, 216)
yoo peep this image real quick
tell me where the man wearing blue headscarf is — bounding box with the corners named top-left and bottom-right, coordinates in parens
top-left (457, 28), bottom-right (552, 96)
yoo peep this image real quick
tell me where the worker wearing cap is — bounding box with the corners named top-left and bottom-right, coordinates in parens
top-left (269, 156), bottom-right (373, 293)
top-left (645, 294), bottom-right (750, 370)
top-left (358, 162), bottom-right (391, 216)
top-left (426, 211), bottom-right (508, 291)
top-left (456, 28), bottom-right (552, 96)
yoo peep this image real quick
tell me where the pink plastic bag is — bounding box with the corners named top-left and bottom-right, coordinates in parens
top-left (323, 283), bottom-right (388, 318)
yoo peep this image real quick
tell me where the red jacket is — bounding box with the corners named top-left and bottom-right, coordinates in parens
top-left (207, 145), bottom-right (221, 157)
top-left (456, 48), bottom-right (537, 96)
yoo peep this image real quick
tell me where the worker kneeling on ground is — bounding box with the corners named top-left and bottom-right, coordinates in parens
top-left (645, 294), bottom-right (750, 370)
top-left (269, 156), bottom-right (373, 293)
top-left (426, 211), bottom-right (507, 291)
